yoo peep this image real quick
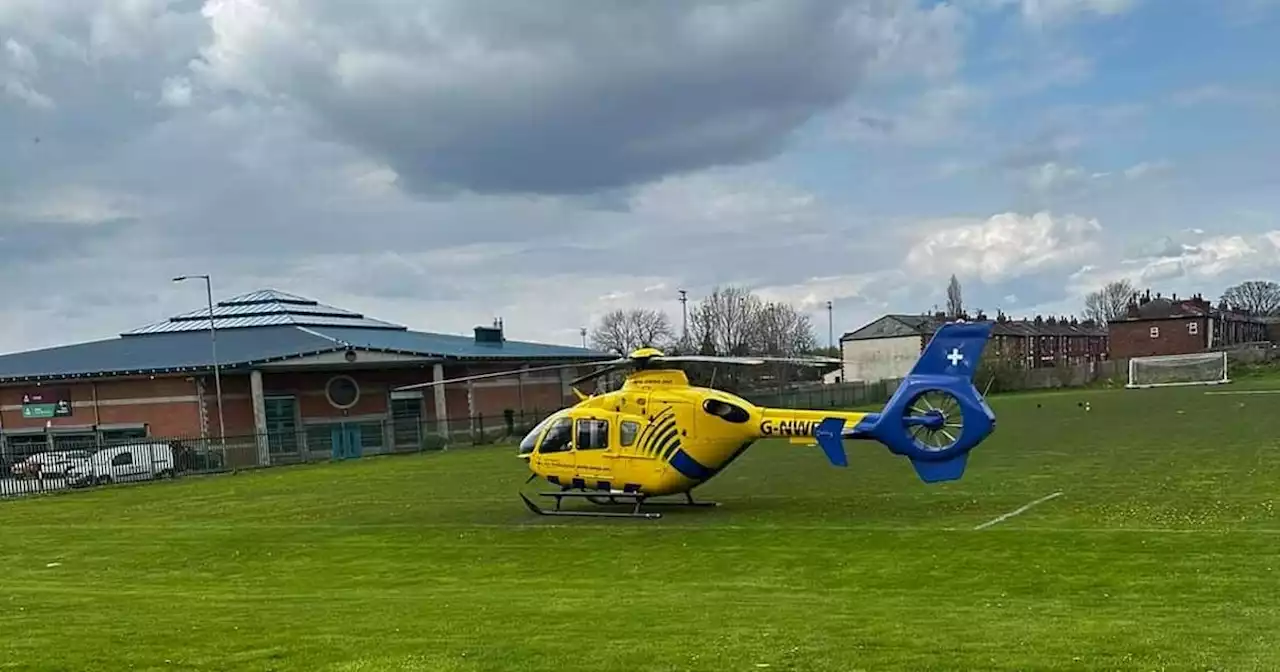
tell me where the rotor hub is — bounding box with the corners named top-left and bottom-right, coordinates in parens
top-left (902, 389), bottom-right (965, 453)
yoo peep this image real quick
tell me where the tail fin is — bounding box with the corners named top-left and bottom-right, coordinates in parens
top-left (848, 321), bottom-right (997, 483)
top-left (908, 320), bottom-right (990, 380)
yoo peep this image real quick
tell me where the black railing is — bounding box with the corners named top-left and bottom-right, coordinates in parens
top-left (0, 409), bottom-right (555, 500)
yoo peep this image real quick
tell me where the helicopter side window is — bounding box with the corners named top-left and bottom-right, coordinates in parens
top-left (619, 421), bottom-right (639, 447)
top-left (575, 419), bottom-right (609, 450)
top-left (538, 418), bottom-right (573, 454)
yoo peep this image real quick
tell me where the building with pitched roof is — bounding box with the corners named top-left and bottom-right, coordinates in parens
top-left (838, 310), bottom-right (1108, 382)
top-left (0, 290), bottom-right (611, 466)
top-left (1108, 290), bottom-right (1271, 359)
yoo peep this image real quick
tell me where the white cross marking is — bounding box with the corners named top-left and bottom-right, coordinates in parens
top-left (947, 348), bottom-right (964, 366)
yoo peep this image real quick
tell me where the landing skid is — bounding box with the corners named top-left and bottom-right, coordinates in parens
top-left (519, 490), bottom-right (720, 520)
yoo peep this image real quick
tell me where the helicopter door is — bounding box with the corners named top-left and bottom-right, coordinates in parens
top-left (572, 417), bottom-right (612, 483)
top-left (616, 415), bottom-right (643, 457)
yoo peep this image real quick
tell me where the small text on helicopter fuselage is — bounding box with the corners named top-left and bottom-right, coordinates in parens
top-left (759, 419), bottom-right (818, 437)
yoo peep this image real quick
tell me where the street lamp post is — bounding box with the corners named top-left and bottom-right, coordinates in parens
top-left (173, 275), bottom-right (225, 443)
top-left (826, 300), bottom-right (834, 351)
top-left (678, 289), bottom-right (688, 351)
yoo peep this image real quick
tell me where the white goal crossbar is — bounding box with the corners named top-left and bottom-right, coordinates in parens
top-left (1126, 351), bottom-right (1229, 389)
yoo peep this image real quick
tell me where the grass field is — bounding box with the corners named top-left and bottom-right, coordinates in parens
top-left (3, 378), bottom-right (1280, 671)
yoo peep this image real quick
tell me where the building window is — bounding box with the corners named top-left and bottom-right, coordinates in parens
top-left (1188, 322), bottom-right (1198, 335)
top-left (100, 427), bottom-right (147, 445)
top-left (325, 375), bottom-right (360, 409)
top-left (390, 396), bottom-right (422, 449)
top-left (1149, 326), bottom-right (1160, 339)
top-left (264, 396), bottom-right (299, 454)
top-left (5, 433), bottom-right (49, 458)
top-left (51, 433), bottom-right (97, 452)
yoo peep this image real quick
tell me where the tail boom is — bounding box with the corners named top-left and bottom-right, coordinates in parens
top-left (755, 408), bottom-right (870, 468)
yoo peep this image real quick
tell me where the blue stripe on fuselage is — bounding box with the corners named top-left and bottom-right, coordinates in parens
top-left (669, 448), bottom-right (715, 481)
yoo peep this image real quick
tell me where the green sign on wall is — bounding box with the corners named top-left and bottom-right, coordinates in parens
top-left (21, 389), bottom-right (72, 419)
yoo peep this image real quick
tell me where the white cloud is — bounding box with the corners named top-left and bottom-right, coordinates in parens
top-left (1171, 85), bottom-right (1280, 110)
top-left (0, 185), bottom-right (139, 225)
top-left (1008, 0), bottom-right (1140, 25)
top-left (159, 75), bottom-right (192, 107)
top-left (835, 84), bottom-right (985, 146)
top-left (905, 211), bottom-right (1103, 283)
top-left (1122, 159), bottom-right (1173, 179)
top-left (1, 38), bottom-right (53, 108)
top-left (1026, 161), bottom-right (1089, 193)
top-left (1067, 231), bottom-right (1280, 299)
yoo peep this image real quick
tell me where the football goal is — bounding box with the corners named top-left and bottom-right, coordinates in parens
top-left (1126, 351), bottom-right (1229, 389)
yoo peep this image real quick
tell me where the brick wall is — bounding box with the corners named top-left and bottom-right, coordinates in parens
top-left (0, 376), bottom-right (207, 436)
top-left (1108, 317), bottom-right (1207, 359)
top-left (0, 360), bottom-right (588, 441)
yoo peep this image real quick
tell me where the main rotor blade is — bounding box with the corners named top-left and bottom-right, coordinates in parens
top-left (393, 359), bottom-right (624, 391)
top-left (748, 355), bottom-right (843, 366)
top-left (569, 363), bottom-right (628, 387)
top-left (652, 355), bottom-right (841, 366)
top-left (652, 355), bottom-right (767, 365)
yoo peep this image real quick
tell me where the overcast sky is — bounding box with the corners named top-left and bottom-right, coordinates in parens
top-left (1, 0), bottom-right (1277, 353)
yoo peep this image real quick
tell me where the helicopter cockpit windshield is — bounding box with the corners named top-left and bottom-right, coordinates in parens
top-left (517, 411), bottom-right (572, 457)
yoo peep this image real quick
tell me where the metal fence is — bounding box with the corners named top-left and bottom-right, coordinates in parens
top-left (0, 409), bottom-right (555, 500)
top-left (739, 378), bottom-right (902, 410)
top-left (0, 352), bottom-right (1171, 502)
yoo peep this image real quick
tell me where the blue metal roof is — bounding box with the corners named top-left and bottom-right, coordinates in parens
top-left (0, 289), bottom-right (613, 383)
top-left (122, 289), bottom-right (404, 335)
top-left (307, 326), bottom-right (605, 360)
top-left (0, 326), bottom-right (339, 382)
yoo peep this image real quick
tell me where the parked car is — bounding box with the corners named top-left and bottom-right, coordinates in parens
top-left (66, 443), bottom-right (175, 487)
top-left (9, 450), bottom-right (91, 479)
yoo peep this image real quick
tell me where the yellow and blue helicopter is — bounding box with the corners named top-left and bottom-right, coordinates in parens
top-left (395, 321), bottom-right (996, 519)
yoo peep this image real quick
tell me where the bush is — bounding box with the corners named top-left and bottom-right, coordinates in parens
top-left (975, 357), bottom-right (1024, 394)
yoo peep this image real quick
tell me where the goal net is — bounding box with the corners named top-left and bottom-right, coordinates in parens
top-left (1126, 351), bottom-right (1229, 389)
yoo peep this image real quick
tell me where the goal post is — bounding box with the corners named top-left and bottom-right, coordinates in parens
top-left (1126, 351), bottom-right (1229, 389)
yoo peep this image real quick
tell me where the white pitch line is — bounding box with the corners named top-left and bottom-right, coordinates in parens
top-left (1204, 389), bottom-right (1280, 395)
top-left (974, 491), bottom-right (1064, 530)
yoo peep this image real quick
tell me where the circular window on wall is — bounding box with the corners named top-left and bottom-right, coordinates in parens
top-left (325, 375), bottom-right (360, 409)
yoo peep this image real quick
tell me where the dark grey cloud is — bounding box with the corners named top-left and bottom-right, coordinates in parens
top-left (189, 0), bottom-right (959, 196)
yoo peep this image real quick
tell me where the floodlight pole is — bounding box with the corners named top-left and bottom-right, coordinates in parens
top-left (173, 274), bottom-right (225, 443)
top-left (678, 289), bottom-right (688, 351)
top-left (826, 300), bottom-right (834, 351)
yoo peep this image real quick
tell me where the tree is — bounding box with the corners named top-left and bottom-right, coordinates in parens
top-left (692, 285), bottom-right (764, 356)
top-left (752, 301), bottom-right (817, 356)
top-left (589, 308), bottom-right (674, 355)
top-left (1083, 279), bottom-right (1137, 325)
top-left (946, 275), bottom-right (963, 318)
top-left (1220, 280), bottom-right (1280, 315)
top-left (682, 286), bottom-right (822, 389)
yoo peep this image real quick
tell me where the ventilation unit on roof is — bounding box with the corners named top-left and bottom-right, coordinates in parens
top-left (474, 325), bottom-right (503, 344)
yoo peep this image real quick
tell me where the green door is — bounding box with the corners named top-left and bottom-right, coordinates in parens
top-left (330, 423), bottom-right (363, 460)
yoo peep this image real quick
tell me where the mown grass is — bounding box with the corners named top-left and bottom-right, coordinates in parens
top-left (3, 377), bottom-right (1280, 671)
